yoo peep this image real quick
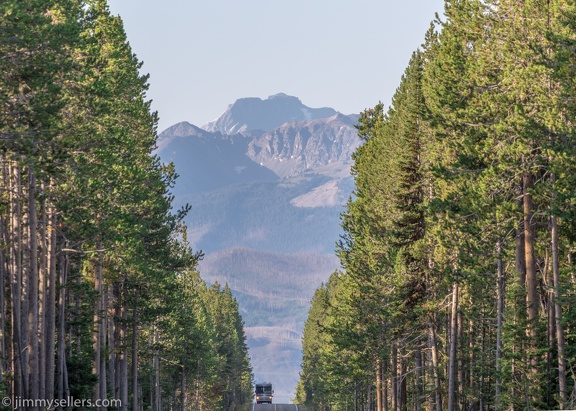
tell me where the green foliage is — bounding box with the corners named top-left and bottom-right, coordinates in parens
top-left (203, 283), bottom-right (253, 409)
top-left (299, 1), bottom-right (576, 409)
top-left (0, 1), bottom-right (252, 410)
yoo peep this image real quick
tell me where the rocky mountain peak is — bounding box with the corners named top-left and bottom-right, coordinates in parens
top-left (202, 93), bottom-right (338, 135)
top-left (268, 92), bottom-right (301, 102)
top-left (246, 112), bottom-right (361, 178)
top-left (159, 121), bottom-right (203, 138)
top-left (158, 96), bottom-right (361, 180)
top-left (156, 121), bottom-right (224, 151)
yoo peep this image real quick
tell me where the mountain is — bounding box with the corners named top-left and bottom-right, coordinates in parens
top-left (246, 113), bottom-right (360, 178)
top-left (159, 106), bottom-right (359, 184)
top-left (156, 94), bottom-right (360, 402)
top-left (203, 93), bottom-right (338, 134)
top-left (199, 248), bottom-right (340, 402)
top-left (171, 170), bottom-right (354, 254)
top-left (157, 122), bottom-right (278, 195)
top-left (199, 248), bottom-right (338, 327)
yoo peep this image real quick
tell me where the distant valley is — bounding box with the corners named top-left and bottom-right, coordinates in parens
top-left (156, 93), bottom-right (361, 402)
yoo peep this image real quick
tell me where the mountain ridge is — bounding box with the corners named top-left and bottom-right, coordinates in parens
top-left (202, 92), bottom-right (342, 135)
top-left (158, 95), bottom-right (361, 180)
top-left (246, 112), bottom-right (360, 178)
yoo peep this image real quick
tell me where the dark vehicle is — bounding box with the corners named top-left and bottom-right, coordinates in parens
top-left (255, 382), bottom-right (273, 404)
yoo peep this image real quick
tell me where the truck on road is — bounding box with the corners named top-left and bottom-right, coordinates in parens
top-left (255, 382), bottom-right (273, 404)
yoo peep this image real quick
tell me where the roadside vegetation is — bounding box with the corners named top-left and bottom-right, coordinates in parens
top-left (0, 0), bottom-right (252, 409)
top-left (297, 1), bottom-right (576, 410)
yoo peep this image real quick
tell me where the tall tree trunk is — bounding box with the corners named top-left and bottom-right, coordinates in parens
top-left (109, 284), bottom-right (118, 400)
top-left (428, 316), bottom-right (442, 411)
top-left (0, 160), bottom-right (5, 384)
top-left (38, 184), bottom-right (47, 400)
top-left (376, 358), bottom-right (383, 411)
top-left (132, 290), bottom-right (139, 411)
top-left (120, 299), bottom-right (128, 411)
top-left (10, 162), bottom-right (25, 400)
top-left (546, 278), bottom-right (554, 408)
top-left (0, 162), bottom-right (8, 389)
top-left (391, 344), bottom-right (397, 411)
top-left (100, 283), bottom-right (108, 406)
top-left (20, 174), bottom-right (30, 403)
top-left (551, 209), bottom-right (567, 407)
top-left (181, 367), bottom-right (186, 411)
top-left (468, 320), bottom-right (476, 411)
top-left (523, 174), bottom-right (539, 343)
top-left (495, 240), bottom-right (504, 410)
top-left (57, 249), bottom-right (68, 407)
top-left (383, 356), bottom-right (388, 411)
top-left (154, 328), bottom-right (161, 411)
top-left (45, 203), bottom-right (57, 400)
top-left (28, 169), bottom-right (39, 408)
top-left (0, 216), bottom-right (6, 389)
top-left (457, 310), bottom-right (464, 409)
top-left (480, 315), bottom-right (487, 411)
top-left (512, 218), bottom-right (526, 411)
top-left (93, 246), bottom-right (103, 404)
top-left (399, 358), bottom-right (407, 411)
top-left (448, 282), bottom-right (458, 411)
top-left (415, 350), bottom-right (423, 411)
top-left (523, 172), bottom-right (540, 410)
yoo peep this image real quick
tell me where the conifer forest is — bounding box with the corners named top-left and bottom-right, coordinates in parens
top-left (0, 1), bottom-right (252, 410)
top-left (6, 0), bottom-right (576, 410)
top-left (297, 1), bottom-right (576, 410)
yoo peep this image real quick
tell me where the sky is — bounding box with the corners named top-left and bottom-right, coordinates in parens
top-left (106, 0), bottom-right (446, 133)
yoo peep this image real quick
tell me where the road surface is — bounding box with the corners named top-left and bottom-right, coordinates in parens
top-left (252, 404), bottom-right (301, 411)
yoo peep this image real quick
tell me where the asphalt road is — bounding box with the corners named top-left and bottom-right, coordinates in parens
top-left (251, 404), bottom-right (301, 411)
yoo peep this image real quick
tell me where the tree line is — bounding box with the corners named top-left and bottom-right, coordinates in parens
top-left (0, 0), bottom-right (252, 410)
top-left (297, 1), bottom-right (576, 410)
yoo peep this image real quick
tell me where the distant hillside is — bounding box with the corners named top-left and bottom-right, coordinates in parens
top-left (172, 171), bottom-right (352, 254)
top-left (199, 247), bottom-right (340, 402)
top-left (199, 247), bottom-right (339, 325)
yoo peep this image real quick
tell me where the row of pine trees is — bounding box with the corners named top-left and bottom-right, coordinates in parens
top-left (0, 0), bottom-right (252, 410)
top-left (297, 1), bottom-right (576, 410)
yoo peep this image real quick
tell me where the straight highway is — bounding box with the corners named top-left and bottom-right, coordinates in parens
top-left (252, 404), bottom-right (301, 411)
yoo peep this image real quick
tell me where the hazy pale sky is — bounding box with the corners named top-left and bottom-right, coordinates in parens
top-left (106, 0), bottom-right (445, 133)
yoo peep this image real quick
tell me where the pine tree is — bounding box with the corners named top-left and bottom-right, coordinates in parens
top-left (1, 2), bottom-right (254, 409)
top-left (301, 1), bottom-right (576, 409)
